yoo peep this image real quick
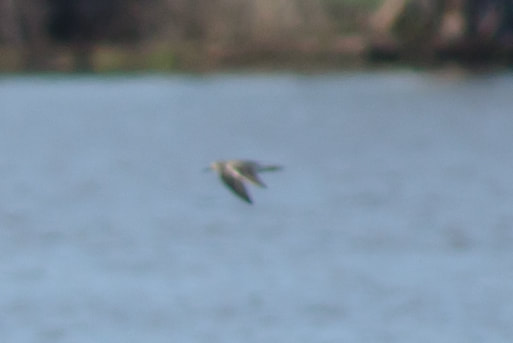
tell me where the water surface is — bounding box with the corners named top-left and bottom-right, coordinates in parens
top-left (0, 71), bottom-right (512, 342)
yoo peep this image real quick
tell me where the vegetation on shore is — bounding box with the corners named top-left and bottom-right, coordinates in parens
top-left (0, 0), bottom-right (512, 72)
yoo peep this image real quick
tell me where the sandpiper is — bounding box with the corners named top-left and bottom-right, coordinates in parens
top-left (207, 160), bottom-right (282, 204)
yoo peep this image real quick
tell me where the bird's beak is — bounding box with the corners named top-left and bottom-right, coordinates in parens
top-left (202, 167), bottom-right (211, 173)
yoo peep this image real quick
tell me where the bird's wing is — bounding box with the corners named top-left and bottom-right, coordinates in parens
top-left (220, 172), bottom-right (253, 204)
top-left (230, 162), bottom-right (266, 187)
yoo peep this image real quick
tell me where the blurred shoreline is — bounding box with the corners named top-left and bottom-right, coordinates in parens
top-left (1, 0), bottom-right (512, 73)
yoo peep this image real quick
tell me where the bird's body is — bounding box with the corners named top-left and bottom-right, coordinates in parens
top-left (208, 160), bottom-right (281, 204)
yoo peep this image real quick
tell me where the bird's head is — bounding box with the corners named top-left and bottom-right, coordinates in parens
top-left (203, 161), bottom-right (222, 173)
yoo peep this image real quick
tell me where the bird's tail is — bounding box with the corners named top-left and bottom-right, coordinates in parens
top-left (258, 165), bottom-right (282, 172)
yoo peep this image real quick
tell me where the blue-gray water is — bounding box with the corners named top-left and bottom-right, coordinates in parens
top-left (1, 71), bottom-right (512, 342)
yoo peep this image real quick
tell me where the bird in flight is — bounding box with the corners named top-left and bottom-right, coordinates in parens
top-left (207, 160), bottom-right (282, 204)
